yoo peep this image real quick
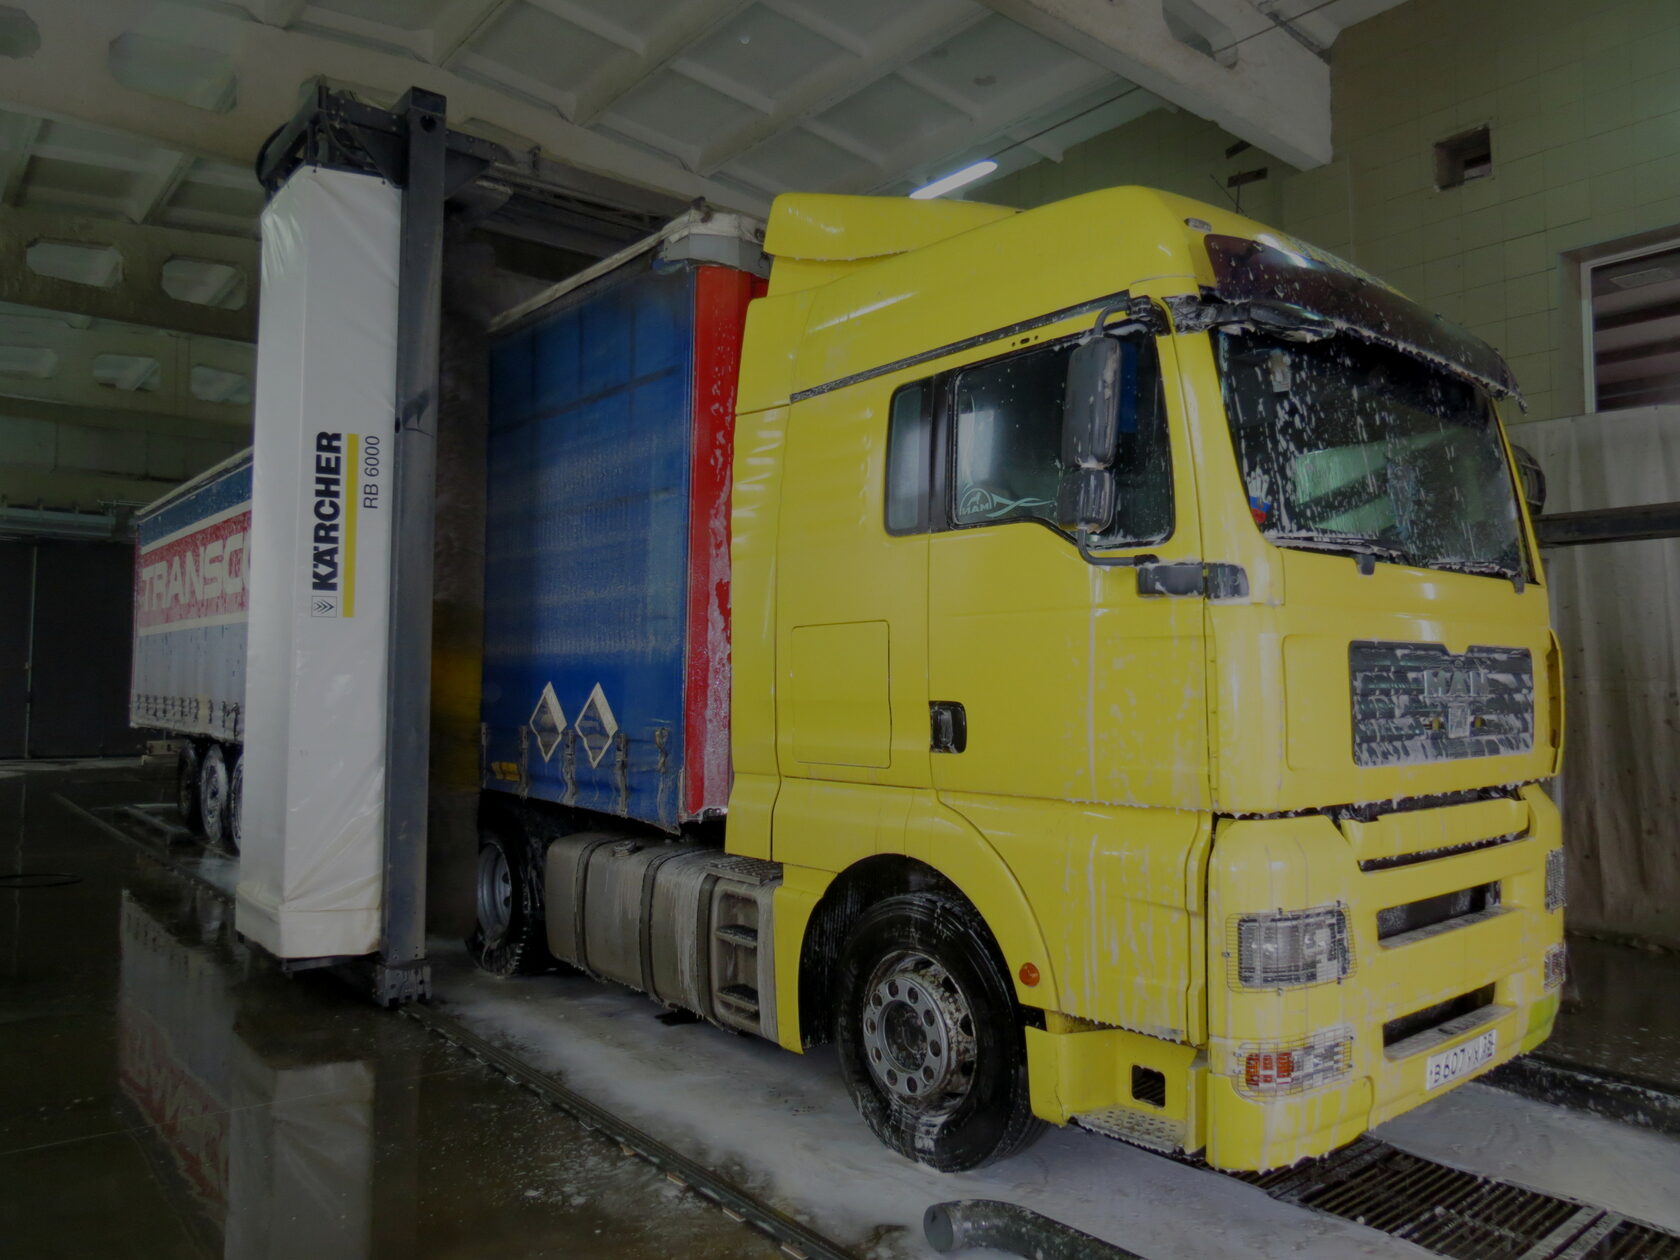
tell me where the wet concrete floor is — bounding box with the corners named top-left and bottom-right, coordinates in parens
top-left (1548, 934), bottom-right (1680, 1090)
top-left (0, 760), bottom-right (783, 1259)
top-left (10, 759), bottom-right (1680, 1259)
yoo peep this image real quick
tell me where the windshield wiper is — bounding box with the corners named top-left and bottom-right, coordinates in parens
top-left (1266, 531), bottom-right (1408, 561)
top-left (1427, 557), bottom-right (1526, 591)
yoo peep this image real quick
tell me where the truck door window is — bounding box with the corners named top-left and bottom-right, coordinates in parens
top-left (950, 337), bottom-right (1172, 546)
top-left (885, 381), bottom-right (932, 534)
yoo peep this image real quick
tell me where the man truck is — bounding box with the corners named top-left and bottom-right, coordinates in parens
top-left (472, 186), bottom-right (1564, 1173)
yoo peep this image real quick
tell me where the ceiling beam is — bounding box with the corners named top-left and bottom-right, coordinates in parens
top-left (252, 0), bottom-right (307, 28)
top-left (866, 83), bottom-right (1165, 196)
top-left (0, 391), bottom-right (250, 444)
top-left (0, 207), bottom-right (257, 341)
top-left (0, 464), bottom-right (223, 513)
top-left (125, 150), bottom-right (196, 225)
top-left (430, 0), bottom-right (520, 67)
top-left (977, 0), bottom-right (1332, 168)
top-left (0, 112), bottom-right (43, 207)
top-left (568, 0), bottom-right (756, 125)
top-left (0, 391), bottom-right (250, 512)
top-left (698, 0), bottom-right (984, 177)
top-left (4, 0), bottom-right (770, 215)
top-left (819, 60), bottom-right (1115, 195)
top-left (0, 303), bottom-right (253, 425)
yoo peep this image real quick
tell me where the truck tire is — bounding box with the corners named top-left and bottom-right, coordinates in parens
top-left (177, 742), bottom-right (202, 831)
top-left (199, 743), bottom-right (232, 849)
top-left (468, 828), bottom-right (547, 976)
top-left (834, 892), bottom-right (1046, 1172)
top-left (225, 752), bottom-right (242, 854)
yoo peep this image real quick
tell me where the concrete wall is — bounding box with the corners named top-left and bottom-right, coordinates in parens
top-left (1524, 406), bottom-right (1680, 949)
top-left (986, 0), bottom-right (1680, 425)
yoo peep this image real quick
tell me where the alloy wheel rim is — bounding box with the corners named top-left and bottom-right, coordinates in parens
top-left (860, 950), bottom-right (978, 1114)
top-left (201, 758), bottom-right (226, 839)
top-left (476, 845), bottom-right (513, 939)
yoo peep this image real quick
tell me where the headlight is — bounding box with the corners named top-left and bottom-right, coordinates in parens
top-left (1545, 849), bottom-right (1566, 912)
top-left (1233, 905), bottom-right (1352, 988)
top-left (1238, 1028), bottom-right (1354, 1098)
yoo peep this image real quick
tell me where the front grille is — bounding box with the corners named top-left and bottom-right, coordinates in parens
top-left (1383, 983), bottom-right (1496, 1049)
top-left (1358, 831), bottom-right (1524, 872)
top-left (1376, 882), bottom-right (1500, 943)
top-left (1350, 641), bottom-right (1534, 767)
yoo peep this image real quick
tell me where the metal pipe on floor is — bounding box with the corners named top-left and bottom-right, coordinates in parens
top-left (923, 1200), bottom-right (1147, 1259)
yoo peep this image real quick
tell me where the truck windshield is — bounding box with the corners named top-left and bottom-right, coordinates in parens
top-left (1215, 330), bottom-right (1528, 580)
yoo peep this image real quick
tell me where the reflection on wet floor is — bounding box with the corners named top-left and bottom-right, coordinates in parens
top-left (0, 761), bottom-right (782, 1259)
top-left (1548, 936), bottom-right (1680, 1091)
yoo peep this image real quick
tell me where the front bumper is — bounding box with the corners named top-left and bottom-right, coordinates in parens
top-left (1203, 784), bottom-right (1563, 1171)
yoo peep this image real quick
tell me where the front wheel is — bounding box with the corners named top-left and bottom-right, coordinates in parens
top-left (467, 828), bottom-right (548, 976)
top-left (834, 892), bottom-right (1046, 1171)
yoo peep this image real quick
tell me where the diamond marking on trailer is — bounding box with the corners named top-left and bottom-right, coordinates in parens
top-left (528, 682), bottom-right (567, 763)
top-left (576, 683), bottom-right (618, 769)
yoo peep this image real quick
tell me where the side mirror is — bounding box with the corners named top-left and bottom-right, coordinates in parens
top-left (1058, 337), bottom-right (1122, 533)
top-left (1511, 443), bottom-right (1546, 518)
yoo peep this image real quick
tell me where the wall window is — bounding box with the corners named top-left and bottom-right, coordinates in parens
top-left (1433, 126), bottom-right (1492, 190)
top-left (1583, 240), bottom-right (1680, 412)
top-left (883, 334), bottom-right (1172, 546)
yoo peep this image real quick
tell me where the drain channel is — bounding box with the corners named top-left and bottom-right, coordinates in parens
top-left (1237, 1135), bottom-right (1680, 1260)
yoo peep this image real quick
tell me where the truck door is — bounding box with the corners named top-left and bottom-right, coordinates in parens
top-left (924, 328), bottom-right (1210, 814)
top-left (771, 380), bottom-right (932, 869)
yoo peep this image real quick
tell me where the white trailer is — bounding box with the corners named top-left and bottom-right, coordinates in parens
top-left (130, 449), bottom-right (253, 848)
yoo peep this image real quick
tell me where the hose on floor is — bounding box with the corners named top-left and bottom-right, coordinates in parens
top-left (923, 1199), bottom-right (1147, 1259)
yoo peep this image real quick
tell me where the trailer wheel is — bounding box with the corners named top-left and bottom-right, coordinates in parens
top-left (199, 743), bottom-right (232, 849)
top-left (468, 828), bottom-right (547, 976)
top-left (177, 741), bottom-right (203, 831)
top-left (834, 892), bottom-right (1045, 1172)
top-left (225, 752), bottom-right (242, 854)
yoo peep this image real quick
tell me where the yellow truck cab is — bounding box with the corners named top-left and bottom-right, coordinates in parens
top-left (473, 184), bottom-right (1562, 1176)
top-left (729, 186), bottom-right (1562, 1172)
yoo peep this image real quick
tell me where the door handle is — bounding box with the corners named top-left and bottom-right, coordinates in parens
top-left (930, 701), bottom-right (967, 754)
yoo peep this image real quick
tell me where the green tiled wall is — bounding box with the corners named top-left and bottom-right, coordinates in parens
top-left (985, 0), bottom-right (1680, 422)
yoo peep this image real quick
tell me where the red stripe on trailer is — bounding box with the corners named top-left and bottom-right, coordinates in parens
top-left (134, 509), bottom-right (252, 633)
top-left (683, 266), bottom-right (761, 818)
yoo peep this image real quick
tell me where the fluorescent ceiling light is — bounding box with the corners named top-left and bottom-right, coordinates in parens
top-left (909, 159), bottom-right (998, 200)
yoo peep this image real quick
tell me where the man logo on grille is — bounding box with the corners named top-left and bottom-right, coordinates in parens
top-left (1424, 666), bottom-right (1487, 740)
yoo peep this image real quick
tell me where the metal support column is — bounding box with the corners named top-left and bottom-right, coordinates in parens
top-left (256, 86), bottom-right (508, 1005)
top-left (373, 87), bottom-right (449, 1006)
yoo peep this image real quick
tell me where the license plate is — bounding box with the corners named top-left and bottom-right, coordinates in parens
top-left (1425, 1029), bottom-right (1497, 1090)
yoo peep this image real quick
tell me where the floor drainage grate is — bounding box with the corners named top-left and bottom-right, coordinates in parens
top-left (1239, 1137), bottom-right (1680, 1260)
top-left (1581, 1218), bottom-right (1680, 1260)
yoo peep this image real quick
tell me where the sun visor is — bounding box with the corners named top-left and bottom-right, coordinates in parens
top-left (1202, 233), bottom-right (1523, 404)
top-left (763, 194), bottom-right (1015, 262)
